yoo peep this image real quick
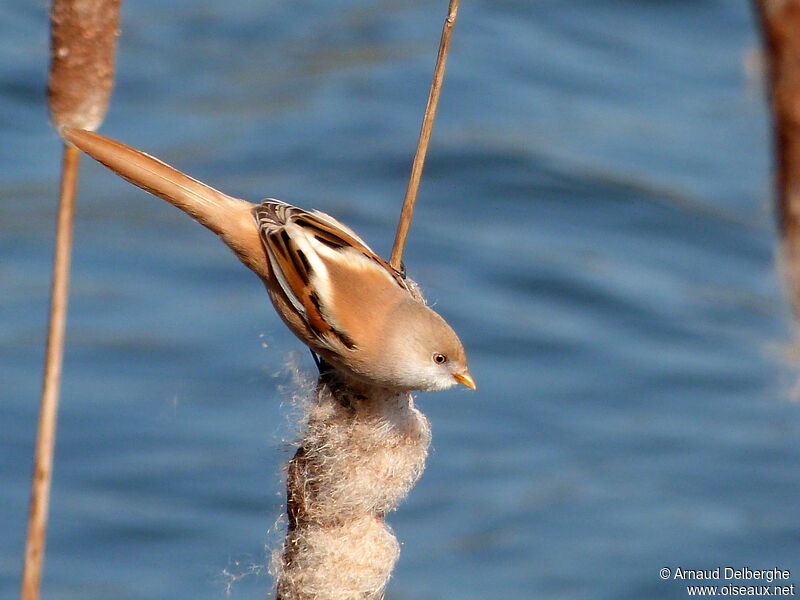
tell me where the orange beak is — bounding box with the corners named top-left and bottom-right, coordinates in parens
top-left (453, 371), bottom-right (476, 390)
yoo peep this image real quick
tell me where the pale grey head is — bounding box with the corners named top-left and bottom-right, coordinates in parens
top-left (376, 298), bottom-right (475, 392)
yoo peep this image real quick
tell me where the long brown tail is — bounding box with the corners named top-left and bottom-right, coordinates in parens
top-left (60, 127), bottom-right (269, 279)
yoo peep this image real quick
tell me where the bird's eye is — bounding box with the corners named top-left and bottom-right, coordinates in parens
top-left (433, 353), bottom-right (447, 365)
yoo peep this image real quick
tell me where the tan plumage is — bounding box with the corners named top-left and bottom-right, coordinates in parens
top-left (60, 127), bottom-right (475, 392)
top-left (254, 201), bottom-right (405, 349)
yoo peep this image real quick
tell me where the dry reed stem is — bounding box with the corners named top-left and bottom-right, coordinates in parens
top-left (389, 0), bottom-right (460, 270)
top-left (20, 145), bottom-right (80, 600)
top-left (754, 0), bottom-right (800, 316)
top-left (21, 2), bottom-right (121, 599)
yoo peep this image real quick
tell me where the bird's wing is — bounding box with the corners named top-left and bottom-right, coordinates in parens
top-left (292, 207), bottom-right (407, 289)
top-left (254, 200), bottom-right (406, 351)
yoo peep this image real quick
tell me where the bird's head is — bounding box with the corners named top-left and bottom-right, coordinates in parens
top-left (380, 299), bottom-right (475, 392)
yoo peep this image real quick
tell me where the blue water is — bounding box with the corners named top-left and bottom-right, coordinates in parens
top-left (3, 1), bottom-right (799, 599)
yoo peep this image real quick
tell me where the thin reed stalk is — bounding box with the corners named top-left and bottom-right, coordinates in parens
top-left (21, 2), bottom-right (120, 599)
top-left (20, 145), bottom-right (80, 600)
top-left (754, 0), bottom-right (800, 315)
top-left (390, 0), bottom-right (460, 270)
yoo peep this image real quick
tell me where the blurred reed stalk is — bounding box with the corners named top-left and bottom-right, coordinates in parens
top-left (390, 0), bottom-right (460, 270)
top-left (754, 0), bottom-right (800, 316)
top-left (20, 2), bottom-right (120, 599)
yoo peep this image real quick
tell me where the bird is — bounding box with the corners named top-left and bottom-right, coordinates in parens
top-left (59, 127), bottom-right (475, 392)
top-left (254, 200), bottom-right (474, 391)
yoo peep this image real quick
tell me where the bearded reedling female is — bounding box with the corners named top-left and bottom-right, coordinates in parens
top-left (60, 127), bottom-right (475, 393)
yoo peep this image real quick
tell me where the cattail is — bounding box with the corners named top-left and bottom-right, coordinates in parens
top-left (49, 0), bottom-right (121, 131)
top-left (21, 3), bottom-right (121, 600)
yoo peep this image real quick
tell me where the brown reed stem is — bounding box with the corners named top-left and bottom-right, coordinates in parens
top-left (21, 1), bottom-right (121, 598)
top-left (754, 0), bottom-right (800, 316)
top-left (20, 144), bottom-right (80, 600)
top-left (390, 0), bottom-right (460, 270)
